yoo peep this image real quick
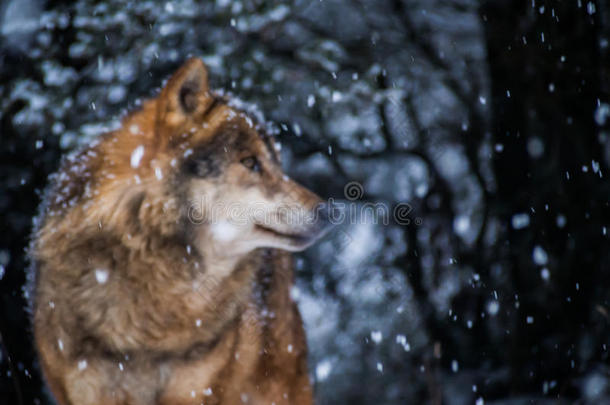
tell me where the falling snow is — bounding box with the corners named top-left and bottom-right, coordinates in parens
top-left (1, 0), bottom-right (608, 404)
top-left (95, 268), bottom-right (109, 284)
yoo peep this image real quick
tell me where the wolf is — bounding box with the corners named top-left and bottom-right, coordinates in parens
top-left (29, 58), bottom-right (333, 405)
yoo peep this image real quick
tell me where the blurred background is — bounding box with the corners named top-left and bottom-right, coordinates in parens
top-left (1, 0), bottom-right (610, 404)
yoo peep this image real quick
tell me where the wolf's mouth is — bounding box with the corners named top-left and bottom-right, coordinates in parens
top-left (253, 204), bottom-right (335, 249)
top-left (254, 224), bottom-right (312, 244)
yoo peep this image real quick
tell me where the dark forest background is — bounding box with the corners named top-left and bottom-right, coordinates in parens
top-left (1, 0), bottom-right (609, 404)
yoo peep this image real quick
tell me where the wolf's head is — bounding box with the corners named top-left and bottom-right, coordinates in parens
top-left (42, 58), bottom-right (332, 263)
top-left (131, 58), bottom-right (334, 257)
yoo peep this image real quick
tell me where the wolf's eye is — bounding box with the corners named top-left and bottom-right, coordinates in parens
top-left (240, 156), bottom-right (261, 173)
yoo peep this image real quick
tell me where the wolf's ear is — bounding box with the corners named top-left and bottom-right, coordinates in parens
top-left (157, 58), bottom-right (213, 126)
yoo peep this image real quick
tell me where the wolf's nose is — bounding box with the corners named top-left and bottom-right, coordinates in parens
top-left (315, 202), bottom-right (335, 226)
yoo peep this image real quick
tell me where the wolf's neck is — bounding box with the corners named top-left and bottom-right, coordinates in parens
top-left (201, 253), bottom-right (244, 280)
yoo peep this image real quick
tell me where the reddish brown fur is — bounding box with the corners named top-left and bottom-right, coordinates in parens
top-left (30, 58), bottom-right (324, 405)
